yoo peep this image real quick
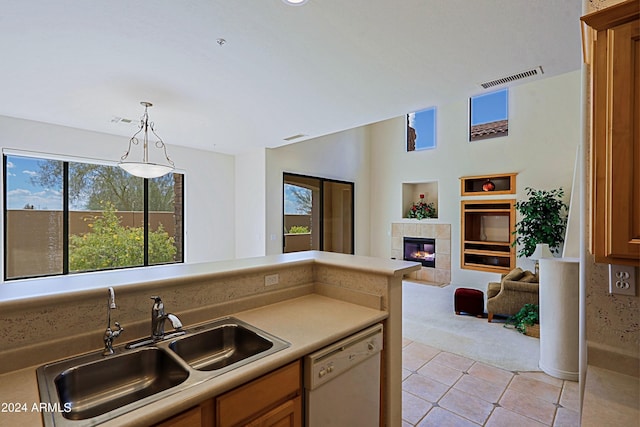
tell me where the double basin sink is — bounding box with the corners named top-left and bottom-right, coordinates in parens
top-left (36, 317), bottom-right (290, 426)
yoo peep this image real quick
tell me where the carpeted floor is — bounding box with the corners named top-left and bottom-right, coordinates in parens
top-left (402, 280), bottom-right (541, 372)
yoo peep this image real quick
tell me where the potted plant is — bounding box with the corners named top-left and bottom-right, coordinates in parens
top-left (505, 304), bottom-right (539, 336)
top-left (512, 187), bottom-right (568, 258)
top-left (407, 194), bottom-right (437, 220)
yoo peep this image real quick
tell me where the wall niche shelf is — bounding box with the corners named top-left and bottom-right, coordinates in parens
top-left (461, 199), bottom-right (516, 274)
top-left (402, 181), bottom-right (438, 219)
top-left (460, 173), bottom-right (516, 196)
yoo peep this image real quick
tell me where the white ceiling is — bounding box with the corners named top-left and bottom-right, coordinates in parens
top-left (0, 0), bottom-right (583, 156)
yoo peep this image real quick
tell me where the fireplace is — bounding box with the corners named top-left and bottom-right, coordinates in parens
top-left (403, 237), bottom-right (436, 268)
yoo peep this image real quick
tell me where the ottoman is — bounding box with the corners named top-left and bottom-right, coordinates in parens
top-left (454, 288), bottom-right (484, 317)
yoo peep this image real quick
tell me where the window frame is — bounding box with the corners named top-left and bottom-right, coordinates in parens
top-left (2, 150), bottom-right (184, 281)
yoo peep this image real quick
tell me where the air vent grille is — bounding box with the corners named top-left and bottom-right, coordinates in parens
top-left (283, 133), bottom-right (307, 141)
top-left (480, 66), bottom-right (544, 89)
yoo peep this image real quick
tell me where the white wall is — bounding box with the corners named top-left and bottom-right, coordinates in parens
top-left (235, 148), bottom-right (267, 258)
top-left (0, 115), bottom-right (236, 279)
top-left (369, 71), bottom-right (582, 286)
top-left (264, 127), bottom-right (371, 256)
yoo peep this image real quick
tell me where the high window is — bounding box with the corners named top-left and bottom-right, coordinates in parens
top-left (407, 107), bottom-right (437, 151)
top-left (469, 88), bottom-right (509, 141)
top-left (3, 153), bottom-right (184, 280)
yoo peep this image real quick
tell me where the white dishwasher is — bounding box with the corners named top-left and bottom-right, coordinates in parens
top-left (304, 323), bottom-right (383, 427)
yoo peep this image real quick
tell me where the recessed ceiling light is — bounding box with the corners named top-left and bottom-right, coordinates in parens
top-left (283, 0), bottom-right (308, 5)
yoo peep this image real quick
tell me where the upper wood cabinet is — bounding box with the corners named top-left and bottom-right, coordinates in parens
top-left (582, 0), bottom-right (640, 266)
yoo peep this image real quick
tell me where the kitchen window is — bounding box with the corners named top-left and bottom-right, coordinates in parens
top-left (3, 152), bottom-right (184, 281)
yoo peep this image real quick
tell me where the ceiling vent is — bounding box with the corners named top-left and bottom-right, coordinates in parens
top-left (111, 116), bottom-right (135, 124)
top-left (283, 133), bottom-right (307, 141)
top-left (479, 66), bottom-right (544, 89)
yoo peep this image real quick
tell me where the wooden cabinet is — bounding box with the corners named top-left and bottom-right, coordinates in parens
top-left (582, 0), bottom-right (640, 266)
top-left (460, 173), bottom-right (516, 196)
top-left (216, 361), bottom-right (302, 427)
top-left (154, 400), bottom-right (214, 427)
top-left (154, 361), bottom-right (301, 427)
top-left (461, 200), bottom-right (516, 273)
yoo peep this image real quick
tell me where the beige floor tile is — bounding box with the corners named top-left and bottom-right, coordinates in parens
top-left (520, 371), bottom-right (565, 388)
top-left (403, 337), bottom-right (414, 347)
top-left (402, 368), bottom-right (412, 381)
top-left (402, 390), bottom-right (432, 425)
top-left (553, 407), bottom-right (580, 427)
top-left (559, 381), bottom-right (580, 412)
top-left (402, 420), bottom-right (414, 427)
top-left (499, 388), bottom-right (557, 425)
top-left (468, 362), bottom-right (515, 389)
top-left (403, 373), bottom-right (450, 403)
top-left (432, 351), bottom-right (474, 372)
top-left (403, 342), bottom-right (440, 371)
top-left (509, 374), bottom-right (562, 404)
top-left (485, 407), bottom-right (547, 427)
top-left (453, 373), bottom-right (507, 404)
top-left (417, 360), bottom-right (464, 386)
top-left (439, 388), bottom-right (495, 425)
top-left (416, 407), bottom-right (479, 427)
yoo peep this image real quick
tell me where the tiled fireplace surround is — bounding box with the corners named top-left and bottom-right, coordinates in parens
top-left (391, 222), bottom-right (451, 286)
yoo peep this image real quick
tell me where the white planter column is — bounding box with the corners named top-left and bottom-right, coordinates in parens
top-left (539, 257), bottom-right (580, 380)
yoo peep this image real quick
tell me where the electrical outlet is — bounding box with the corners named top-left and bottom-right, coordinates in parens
top-left (609, 264), bottom-right (636, 296)
top-left (264, 273), bottom-right (279, 287)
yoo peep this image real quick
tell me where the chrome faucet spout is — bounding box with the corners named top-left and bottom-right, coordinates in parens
top-left (103, 287), bottom-right (124, 356)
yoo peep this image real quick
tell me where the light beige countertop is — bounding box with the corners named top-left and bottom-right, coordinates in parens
top-left (0, 293), bottom-right (387, 427)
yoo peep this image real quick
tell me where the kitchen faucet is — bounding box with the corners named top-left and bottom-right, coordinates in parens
top-left (151, 296), bottom-right (183, 340)
top-left (102, 287), bottom-right (124, 355)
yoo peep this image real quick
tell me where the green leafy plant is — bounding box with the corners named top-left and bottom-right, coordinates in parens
top-left (69, 202), bottom-right (176, 271)
top-left (512, 187), bottom-right (568, 258)
top-left (288, 225), bottom-right (310, 234)
top-left (505, 304), bottom-right (539, 334)
top-left (407, 195), bottom-right (437, 220)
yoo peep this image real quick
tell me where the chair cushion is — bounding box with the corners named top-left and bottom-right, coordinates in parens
top-left (503, 267), bottom-right (525, 282)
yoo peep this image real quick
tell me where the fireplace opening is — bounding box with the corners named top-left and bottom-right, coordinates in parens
top-left (404, 237), bottom-right (436, 268)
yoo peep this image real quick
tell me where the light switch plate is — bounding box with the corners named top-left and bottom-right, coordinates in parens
top-left (609, 264), bottom-right (636, 296)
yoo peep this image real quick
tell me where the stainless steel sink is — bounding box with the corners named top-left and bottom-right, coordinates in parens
top-left (169, 319), bottom-right (286, 371)
top-left (37, 317), bottom-right (289, 426)
top-left (37, 347), bottom-right (189, 425)
top-left (55, 347), bottom-right (188, 420)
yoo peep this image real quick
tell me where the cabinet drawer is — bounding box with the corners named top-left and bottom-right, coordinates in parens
top-left (217, 361), bottom-right (301, 427)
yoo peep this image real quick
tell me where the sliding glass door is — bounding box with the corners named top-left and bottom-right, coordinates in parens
top-left (283, 173), bottom-right (353, 254)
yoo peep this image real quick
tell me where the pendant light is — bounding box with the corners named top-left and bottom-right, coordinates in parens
top-left (119, 101), bottom-right (175, 178)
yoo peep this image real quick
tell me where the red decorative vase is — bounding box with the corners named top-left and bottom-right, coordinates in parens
top-left (482, 179), bottom-right (495, 191)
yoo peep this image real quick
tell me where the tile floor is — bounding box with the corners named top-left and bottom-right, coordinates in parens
top-left (402, 338), bottom-right (580, 427)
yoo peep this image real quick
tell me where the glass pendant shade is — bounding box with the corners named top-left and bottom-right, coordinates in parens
top-left (118, 161), bottom-right (174, 179)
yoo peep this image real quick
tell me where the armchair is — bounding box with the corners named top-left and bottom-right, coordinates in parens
top-left (486, 268), bottom-right (539, 322)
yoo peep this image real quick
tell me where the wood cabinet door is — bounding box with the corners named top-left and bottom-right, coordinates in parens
top-left (245, 396), bottom-right (302, 427)
top-left (606, 19), bottom-right (640, 261)
top-left (217, 361), bottom-right (301, 427)
top-left (589, 6), bottom-right (640, 265)
top-left (154, 400), bottom-right (215, 427)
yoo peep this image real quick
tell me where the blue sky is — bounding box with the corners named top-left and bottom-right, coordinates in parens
top-left (471, 88), bottom-right (508, 125)
top-left (5, 155), bottom-right (62, 210)
top-left (284, 183), bottom-right (311, 214)
top-left (410, 107), bottom-right (436, 150)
